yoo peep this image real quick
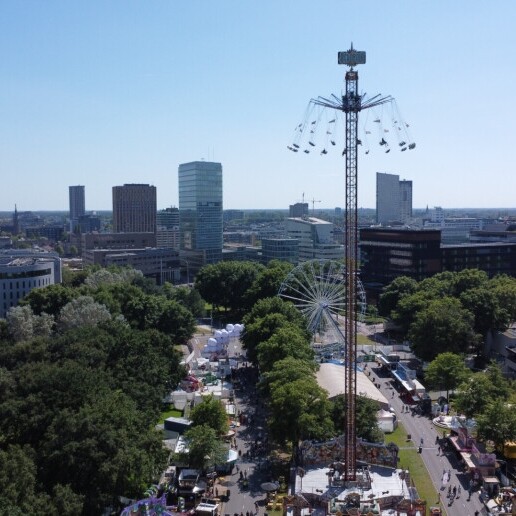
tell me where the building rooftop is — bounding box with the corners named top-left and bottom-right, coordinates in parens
top-left (316, 362), bottom-right (389, 409)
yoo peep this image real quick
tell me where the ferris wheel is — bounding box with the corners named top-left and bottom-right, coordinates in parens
top-left (278, 259), bottom-right (366, 341)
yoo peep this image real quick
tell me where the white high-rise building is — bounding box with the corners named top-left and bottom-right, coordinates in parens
top-left (376, 172), bottom-right (413, 225)
top-left (286, 217), bottom-right (344, 262)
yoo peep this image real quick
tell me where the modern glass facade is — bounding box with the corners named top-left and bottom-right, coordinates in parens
top-left (69, 185), bottom-right (85, 233)
top-left (178, 161), bottom-right (223, 264)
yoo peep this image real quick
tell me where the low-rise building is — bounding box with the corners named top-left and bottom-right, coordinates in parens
top-left (82, 247), bottom-right (180, 284)
top-left (286, 217), bottom-right (344, 262)
top-left (0, 250), bottom-right (61, 319)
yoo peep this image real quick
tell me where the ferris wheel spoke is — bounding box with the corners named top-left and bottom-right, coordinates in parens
top-left (278, 259), bottom-right (366, 346)
top-left (286, 268), bottom-right (318, 300)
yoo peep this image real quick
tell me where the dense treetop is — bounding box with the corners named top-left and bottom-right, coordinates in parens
top-left (0, 266), bottom-right (193, 514)
top-left (379, 269), bottom-right (516, 361)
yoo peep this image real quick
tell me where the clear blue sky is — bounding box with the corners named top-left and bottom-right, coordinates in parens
top-left (1, 1), bottom-right (515, 212)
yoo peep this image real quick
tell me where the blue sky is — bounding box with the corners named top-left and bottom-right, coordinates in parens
top-left (1, 1), bottom-right (515, 211)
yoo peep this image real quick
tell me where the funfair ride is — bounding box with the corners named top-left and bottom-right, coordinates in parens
top-left (290, 45), bottom-right (411, 481)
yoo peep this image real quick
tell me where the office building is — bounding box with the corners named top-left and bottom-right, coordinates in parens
top-left (286, 217), bottom-right (344, 262)
top-left (289, 203), bottom-right (309, 218)
top-left (261, 238), bottom-right (299, 264)
top-left (424, 216), bottom-right (483, 244)
top-left (359, 228), bottom-right (442, 301)
top-left (157, 207), bottom-right (180, 249)
top-left (81, 232), bottom-right (156, 251)
top-left (69, 185), bottom-right (86, 233)
top-left (376, 173), bottom-right (413, 225)
top-left (359, 227), bottom-right (516, 303)
top-left (112, 184), bottom-right (156, 234)
top-left (224, 210), bottom-right (245, 223)
top-left (441, 242), bottom-right (516, 277)
top-left (0, 250), bottom-right (61, 319)
top-left (77, 214), bottom-right (101, 233)
top-left (399, 180), bottom-right (413, 222)
top-left (178, 161), bottom-right (223, 264)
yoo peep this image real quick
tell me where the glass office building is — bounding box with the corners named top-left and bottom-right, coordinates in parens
top-left (178, 161), bottom-right (223, 264)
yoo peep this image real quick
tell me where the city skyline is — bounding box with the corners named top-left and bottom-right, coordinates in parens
top-left (1, 2), bottom-right (516, 211)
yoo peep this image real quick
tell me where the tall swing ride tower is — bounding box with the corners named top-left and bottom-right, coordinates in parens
top-left (311, 45), bottom-right (393, 481)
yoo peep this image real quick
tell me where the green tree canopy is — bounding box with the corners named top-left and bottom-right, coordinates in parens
top-left (261, 357), bottom-right (317, 396)
top-left (182, 424), bottom-right (228, 471)
top-left (40, 390), bottom-right (167, 514)
top-left (460, 288), bottom-right (510, 340)
top-left (455, 373), bottom-right (501, 419)
top-left (408, 297), bottom-right (476, 361)
top-left (378, 276), bottom-right (418, 318)
top-left (476, 399), bottom-right (516, 453)
top-left (256, 326), bottom-right (313, 374)
top-left (268, 376), bottom-right (333, 446)
top-left (241, 297), bottom-right (309, 365)
top-left (424, 352), bottom-right (470, 400)
top-left (57, 296), bottom-right (112, 332)
top-left (121, 292), bottom-right (196, 344)
top-left (195, 261), bottom-right (265, 314)
top-left (330, 395), bottom-right (383, 443)
top-left (189, 395), bottom-right (229, 436)
top-left (19, 283), bottom-right (77, 317)
top-left (391, 291), bottom-right (436, 337)
top-left (243, 260), bottom-right (293, 309)
top-left (451, 268), bottom-right (488, 296)
top-left (242, 296), bottom-right (306, 328)
top-left (0, 317), bottom-right (185, 512)
top-left (242, 313), bottom-right (296, 366)
top-left (162, 284), bottom-right (205, 318)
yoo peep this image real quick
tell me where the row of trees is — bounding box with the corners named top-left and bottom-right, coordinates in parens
top-left (379, 270), bottom-right (516, 361)
top-left (241, 297), bottom-right (383, 448)
top-left (194, 260), bottom-right (293, 319)
top-left (425, 352), bottom-right (516, 453)
top-left (176, 395), bottom-right (230, 471)
top-left (0, 266), bottom-right (198, 514)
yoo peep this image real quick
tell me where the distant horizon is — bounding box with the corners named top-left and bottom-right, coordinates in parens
top-left (2, 206), bottom-right (516, 216)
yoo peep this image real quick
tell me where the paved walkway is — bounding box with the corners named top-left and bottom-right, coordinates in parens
top-left (217, 362), bottom-right (272, 516)
top-left (367, 365), bottom-right (486, 516)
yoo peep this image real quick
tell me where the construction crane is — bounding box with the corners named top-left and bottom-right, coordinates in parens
top-left (310, 198), bottom-right (321, 215)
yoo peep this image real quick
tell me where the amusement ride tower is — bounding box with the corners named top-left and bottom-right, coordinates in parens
top-left (310, 45), bottom-right (393, 481)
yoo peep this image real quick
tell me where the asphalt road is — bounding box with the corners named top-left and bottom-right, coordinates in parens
top-left (367, 365), bottom-right (487, 516)
top-left (189, 329), bottom-right (488, 516)
top-left (216, 363), bottom-right (272, 516)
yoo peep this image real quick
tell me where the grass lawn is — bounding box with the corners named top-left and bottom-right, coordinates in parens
top-left (158, 406), bottom-right (183, 424)
top-left (385, 423), bottom-right (441, 510)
